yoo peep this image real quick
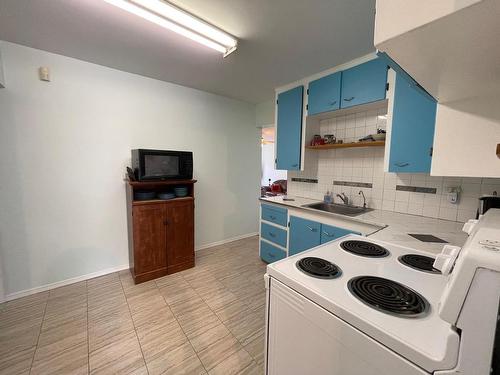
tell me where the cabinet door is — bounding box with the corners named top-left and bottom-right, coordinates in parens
top-left (132, 204), bottom-right (167, 275)
top-left (289, 216), bottom-right (321, 256)
top-left (388, 74), bottom-right (437, 173)
top-left (341, 58), bottom-right (388, 109)
top-left (308, 72), bottom-right (342, 115)
top-left (321, 224), bottom-right (360, 244)
top-left (165, 200), bottom-right (194, 272)
top-left (276, 86), bottom-right (303, 170)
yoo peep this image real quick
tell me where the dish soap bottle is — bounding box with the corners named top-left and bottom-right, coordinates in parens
top-left (324, 191), bottom-right (333, 204)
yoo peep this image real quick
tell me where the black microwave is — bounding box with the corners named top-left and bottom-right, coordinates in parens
top-left (131, 149), bottom-right (193, 181)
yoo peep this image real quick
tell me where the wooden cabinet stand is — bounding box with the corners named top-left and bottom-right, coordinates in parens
top-left (126, 179), bottom-right (197, 284)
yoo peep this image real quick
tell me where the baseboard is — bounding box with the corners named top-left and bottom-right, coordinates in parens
top-left (3, 232), bottom-right (259, 303)
top-left (195, 232), bottom-right (258, 251)
top-left (4, 263), bottom-right (130, 302)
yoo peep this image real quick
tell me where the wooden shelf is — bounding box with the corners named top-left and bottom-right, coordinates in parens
top-left (306, 141), bottom-right (385, 150)
top-left (128, 179), bottom-right (197, 188)
top-left (132, 196), bottom-right (194, 206)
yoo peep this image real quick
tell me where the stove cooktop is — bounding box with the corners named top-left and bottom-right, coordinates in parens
top-left (266, 234), bottom-right (459, 372)
top-left (340, 240), bottom-right (390, 258)
top-left (399, 254), bottom-right (440, 274)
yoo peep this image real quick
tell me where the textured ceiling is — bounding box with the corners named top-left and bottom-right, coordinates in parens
top-left (0, 0), bottom-right (376, 103)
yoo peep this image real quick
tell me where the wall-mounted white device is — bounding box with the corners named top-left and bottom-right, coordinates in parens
top-left (38, 67), bottom-right (50, 82)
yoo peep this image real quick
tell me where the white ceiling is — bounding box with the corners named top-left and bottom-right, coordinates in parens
top-left (0, 0), bottom-right (376, 103)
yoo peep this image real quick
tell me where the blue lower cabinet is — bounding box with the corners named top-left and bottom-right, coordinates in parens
top-left (260, 240), bottom-right (286, 264)
top-left (261, 204), bottom-right (288, 227)
top-left (261, 222), bottom-right (287, 248)
top-left (388, 73), bottom-right (437, 173)
top-left (321, 224), bottom-right (361, 244)
top-left (289, 216), bottom-right (321, 256)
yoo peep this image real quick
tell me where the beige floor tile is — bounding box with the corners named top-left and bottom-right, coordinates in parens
top-left (89, 331), bottom-right (145, 375)
top-left (136, 318), bottom-right (188, 361)
top-left (197, 334), bottom-right (242, 371)
top-left (0, 236), bottom-right (265, 375)
top-left (189, 323), bottom-right (232, 353)
top-left (243, 333), bottom-right (265, 365)
top-left (31, 342), bottom-right (88, 375)
top-left (225, 311), bottom-right (264, 347)
top-left (145, 341), bottom-right (205, 375)
top-left (207, 348), bottom-right (254, 375)
top-left (0, 346), bottom-right (35, 375)
top-left (214, 300), bottom-right (250, 323)
top-left (88, 310), bottom-right (135, 352)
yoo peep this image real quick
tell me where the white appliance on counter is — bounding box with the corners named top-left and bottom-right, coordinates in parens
top-left (264, 209), bottom-right (500, 374)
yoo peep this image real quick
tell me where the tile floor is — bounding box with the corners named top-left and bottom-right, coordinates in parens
top-left (0, 236), bottom-right (266, 375)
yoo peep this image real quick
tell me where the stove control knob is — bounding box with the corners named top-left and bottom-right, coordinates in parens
top-left (433, 245), bottom-right (461, 275)
top-left (462, 219), bottom-right (479, 235)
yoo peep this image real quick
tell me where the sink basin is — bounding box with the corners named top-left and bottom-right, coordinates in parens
top-left (302, 202), bottom-right (373, 217)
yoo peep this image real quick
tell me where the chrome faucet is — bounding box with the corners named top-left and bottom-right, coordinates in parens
top-left (359, 190), bottom-right (367, 209)
top-left (336, 193), bottom-right (349, 205)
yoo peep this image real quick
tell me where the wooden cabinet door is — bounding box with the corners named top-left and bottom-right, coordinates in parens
top-left (276, 86), bottom-right (303, 170)
top-left (165, 200), bottom-right (194, 272)
top-left (289, 216), bottom-right (321, 256)
top-left (132, 204), bottom-right (167, 276)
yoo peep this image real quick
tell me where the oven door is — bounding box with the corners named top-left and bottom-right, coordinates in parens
top-left (266, 278), bottom-right (428, 375)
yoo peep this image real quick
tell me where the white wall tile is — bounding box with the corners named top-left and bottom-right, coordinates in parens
top-left (287, 108), bottom-right (491, 223)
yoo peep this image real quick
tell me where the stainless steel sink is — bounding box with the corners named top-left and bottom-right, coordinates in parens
top-left (302, 202), bottom-right (373, 217)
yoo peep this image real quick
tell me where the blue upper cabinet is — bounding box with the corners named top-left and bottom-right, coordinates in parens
top-left (389, 73), bottom-right (437, 173)
top-left (340, 58), bottom-right (388, 109)
top-left (276, 86), bottom-right (303, 170)
top-left (289, 216), bottom-right (321, 256)
top-left (307, 72), bottom-right (342, 115)
top-left (320, 224), bottom-right (360, 244)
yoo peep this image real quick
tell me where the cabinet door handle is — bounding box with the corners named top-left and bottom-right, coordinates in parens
top-left (343, 97), bottom-right (355, 102)
top-left (322, 231), bottom-right (334, 237)
top-left (291, 163), bottom-right (298, 167)
top-left (268, 232), bottom-right (276, 238)
top-left (163, 219), bottom-right (169, 225)
top-left (269, 215), bottom-right (277, 220)
top-left (330, 100), bottom-right (337, 105)
top-left (394, 162), bottom-right (409, 167)
top-left (268, 252), bottom-right (276, 258)
top-left (307, 226), bottom-right (318, 232)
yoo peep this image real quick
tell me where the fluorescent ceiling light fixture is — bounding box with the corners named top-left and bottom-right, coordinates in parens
top-left (104, 0), bottom-right (237, 56)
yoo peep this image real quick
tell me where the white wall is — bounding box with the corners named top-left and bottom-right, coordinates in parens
top-left (0, 46), bottom-right (5, 88)
top-left (0, 41), bottom-right (260, 297)
top-left (256, 100), bottom-right (275, 127)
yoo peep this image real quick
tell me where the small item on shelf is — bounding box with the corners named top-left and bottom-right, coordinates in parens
top-left (157, 192), bottom-right (176, 200)
top-left (174, 186), bottom-right (189, 197)
top-left (134, 191), bottom-right (156, 201)
top-left (310, 135), bottom-right (325, 146)
top-left (127, 167), bottom-right (137, 181)
top-left (358, 135), bottom-right (375, 142)
top-left (372, 133), bottom-right (386, 141)
top-left (377, 128), bottom-right (386, 134)
top-left (324, 134), bottom-right (336, 144)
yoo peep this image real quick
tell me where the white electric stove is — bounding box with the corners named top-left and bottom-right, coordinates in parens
top-left (264, 209), bottom-right (500, 375)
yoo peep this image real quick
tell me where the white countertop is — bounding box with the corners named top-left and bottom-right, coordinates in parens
top-left (260, 195), bottom-right (468, 254)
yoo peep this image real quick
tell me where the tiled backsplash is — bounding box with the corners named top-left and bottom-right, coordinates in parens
top-left (288, 109), bottom-right (500, 222)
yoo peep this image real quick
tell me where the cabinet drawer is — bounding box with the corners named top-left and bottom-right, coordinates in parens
top-left (260, 240), bottom-right (286, 264)
top-left (261, 222), bottom-right (287, 248)
top-left (261, 204), bottom-right (288, 227)
top-left (321, 224), bottom-right (361, 244)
